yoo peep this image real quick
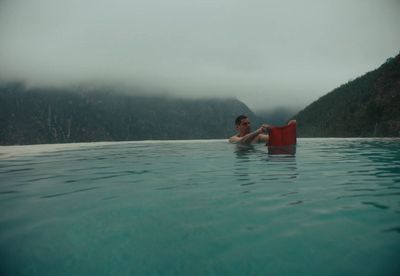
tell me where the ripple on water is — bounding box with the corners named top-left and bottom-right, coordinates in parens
top-left (0, 139), bottom-right (399, 275)
top-left (41, 186), bottom-right (101, 199)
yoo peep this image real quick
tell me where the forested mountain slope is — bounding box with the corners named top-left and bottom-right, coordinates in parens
top-left (0, 83), bottom-right (260, 145)
top-left (295, 54), bottom-right (400, 137)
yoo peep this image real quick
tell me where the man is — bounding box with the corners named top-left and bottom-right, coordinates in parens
top-left (229, 115), bottom-right (296, 144)
top-left (229, 115), bottom-right (270, 144)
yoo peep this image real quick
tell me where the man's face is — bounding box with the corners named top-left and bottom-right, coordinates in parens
top-left (236, 118), bottom-right (251, 134)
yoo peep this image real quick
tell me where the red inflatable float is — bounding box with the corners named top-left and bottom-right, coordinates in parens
top-left (267, 121), bottom-right (297, 154)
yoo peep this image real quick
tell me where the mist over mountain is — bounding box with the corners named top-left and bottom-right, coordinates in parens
top-left (255, 107), bottom-right (298, 126)
top-left (2, 51), bottom-right (399, 145)
top-left (0, 82), bottom-right (262, 145)
top-left (294, 53), bottom-right (400, 137)
top-left (1, 0), bottom-right (399, 111)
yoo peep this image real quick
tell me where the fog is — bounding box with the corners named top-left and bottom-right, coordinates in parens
top-left (0, 0), bottom-right (399, 110)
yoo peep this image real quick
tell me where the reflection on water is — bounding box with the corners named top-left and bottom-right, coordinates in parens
top-left (233, 143), bottom-right (298, 187)
top-left (233, 144), bottom-right (256, 187)
top-left (268, 145), bottom-right (296, 155)
top-left (233, 143), bottom-right (257, 157)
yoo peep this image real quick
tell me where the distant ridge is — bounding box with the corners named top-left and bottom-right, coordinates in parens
top-left (0, 83), bottom-right (261, 145)
top-left (294, 53), bottom-right (400, 137)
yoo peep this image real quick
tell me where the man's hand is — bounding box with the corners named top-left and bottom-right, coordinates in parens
top-left (258, 124), bottom-right (270, 133)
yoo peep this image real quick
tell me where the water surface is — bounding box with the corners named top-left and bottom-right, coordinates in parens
top-left (0, 139), bottom-right (399, 275)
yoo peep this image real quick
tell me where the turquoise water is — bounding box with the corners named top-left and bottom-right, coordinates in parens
top-left (0, 139), bottom-right (399, 275)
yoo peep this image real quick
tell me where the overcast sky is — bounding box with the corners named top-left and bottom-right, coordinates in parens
top-left (0, 0), bottom-right (399, 111)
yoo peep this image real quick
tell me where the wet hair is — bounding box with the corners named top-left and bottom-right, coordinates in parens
top-left (235, 115), bottom-right (248, 126)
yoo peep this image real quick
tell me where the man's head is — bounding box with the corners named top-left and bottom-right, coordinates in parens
top-left (235, 115), bottom-right (251, 135)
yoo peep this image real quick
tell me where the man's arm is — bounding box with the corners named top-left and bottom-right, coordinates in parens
top-left (238, 128), bottom-right (263, 144)
top-left (229, 133), bottom-right (257, 143)
top-left (229, 130), bottom-right (261, 144)
top-left (256, 124), bottom-right (271, 143)
top-left (229, 124), bottom-right (269, 144)
top-left (258, 133), bottom-right (269, 143)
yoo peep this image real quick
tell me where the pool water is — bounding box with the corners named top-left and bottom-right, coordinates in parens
top-left (0, 139), bottom-right (399, 275)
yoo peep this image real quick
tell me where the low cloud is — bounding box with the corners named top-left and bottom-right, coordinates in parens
top-left (0, 0), bottom-right (399, 110)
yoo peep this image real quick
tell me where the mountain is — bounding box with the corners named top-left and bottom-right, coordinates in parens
top-left (0, 83), bottom-right (261, 145)
top-left (294, 53), bottom-right (400, 137)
